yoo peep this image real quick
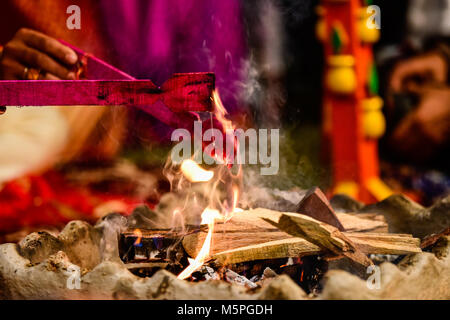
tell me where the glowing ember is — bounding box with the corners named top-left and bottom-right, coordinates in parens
top-left (177, 208), bottom-right (222, 279)
top-left (181, 159), bottom-right (214, 182)
top-left (133, 229), bottom-right (143, 247)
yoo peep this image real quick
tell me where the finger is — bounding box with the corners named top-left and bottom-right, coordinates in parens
top-left (7, 43), bottom-right (75, 79)
top-left (40, 72), bottom-right (61, 80)
top-left (389, 55), bottom-right (447, 92)
top-left (0, 56), bottom-right (26, 79)
top-left (389, 59), bottom-right (426, 92)
top-left (18, 28), bottom-right (78, 65)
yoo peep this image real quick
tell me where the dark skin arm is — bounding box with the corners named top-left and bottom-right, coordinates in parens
top-left (388, 50), bottom-right (450, 161)
top-left (390, 87), bottom-right (450, 161)
top-left (0, 28), bottom-right (78, 80)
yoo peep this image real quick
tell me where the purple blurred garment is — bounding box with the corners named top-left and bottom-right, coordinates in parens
top-left (98, 0), bottom-right (247, 115)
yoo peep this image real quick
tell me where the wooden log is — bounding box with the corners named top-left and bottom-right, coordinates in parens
top-left (212, 238), bottom-right (321, 265)
top-left (344, 232), bottom-right (420, 255)
top-left (181, 213), bottom-right (285, 258)
top-left (251, 208), bottom-right (373, 267)
top-left (120, 226), bottom-right (204, 262)
top-left (335, 212), bottom-right (387, 233)
top-left (181, 210), bottom-right (387, 255)
top-left (182, 209), bottom-right (419, 265)
top-left (421, 226), bottom-right (450, 249)
top-left (211, 233), bottom-right (421, 265)
top-left (296, 187), bottom-right (345, 231)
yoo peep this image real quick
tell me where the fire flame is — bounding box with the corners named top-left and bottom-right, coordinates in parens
top-left (181, 159), bottom-right (214, 182)
top-left (175, 90), bottom-right (243, 279)
top-left (212, 90), bottom-right (238, 167)
top-left (133, 229), bottom-right (143, 247)
top-left (177, 208), bottom-right (222, 279)
top-left (212, 90), bottom-right (234, 133)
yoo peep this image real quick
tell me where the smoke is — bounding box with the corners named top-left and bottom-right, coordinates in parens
top-left (239, 167), bottom-right (306, 212)
top-left (95, 213), bottom-right (127, 262)
top-left (100, 0), bottom-right (322, 226)
top-left (239, 0), bottom-right (287, 129)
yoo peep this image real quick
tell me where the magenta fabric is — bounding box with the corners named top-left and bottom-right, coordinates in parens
top-left (98, 0), bottom-right (247, 115)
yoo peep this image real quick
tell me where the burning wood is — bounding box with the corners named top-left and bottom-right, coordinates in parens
top-left (210, 233), bottom-right (420, 265)
top-left (177, 208), bottom-right (222, 279)
top-left (0, 196), bottom-right (448, 300)
top-left (181, 205), bottom-right (385, 258)
top-left (254, 209), bottom-right (373, 267)
top-left (113, 167), bottom-right (421, 292)
top-left (119, 226), bottom-right (205, 263)
top-left (181, 209), bottom-right (420, 265)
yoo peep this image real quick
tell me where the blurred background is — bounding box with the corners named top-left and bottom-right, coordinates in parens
top-left (0, 0), bottom-right (448, 236)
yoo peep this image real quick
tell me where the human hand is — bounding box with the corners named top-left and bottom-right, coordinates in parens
top-left (390, 87), bottom-right (450, 162)
top-left (389, 52), bottom-right (448, 94)
top-left (0, 28), bottom-right (78, 80)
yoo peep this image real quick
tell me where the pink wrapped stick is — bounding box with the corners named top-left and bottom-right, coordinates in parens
top-left (0, 41), bottom-right (215, 128)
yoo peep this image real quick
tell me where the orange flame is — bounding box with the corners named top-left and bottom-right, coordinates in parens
top-left (177, 208), bottom-right (222, 279)
top-left (133, 229), bottom-right (143, 247)
top-left (212, 90), bottom-right (239, 167)
top-left (213, 90), bottom-right (234, 132)
top-left (181, 159), bottom-right (214, 182)
top-left (232, 186), bottom-right (242, 213)
top-left (224, 185), bottom-right (242, 221)
top-left (175, 90), bottom-right (243, 280)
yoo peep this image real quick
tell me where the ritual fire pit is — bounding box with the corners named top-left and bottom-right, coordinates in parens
top-left (1, 187), bottom-right (449, 300)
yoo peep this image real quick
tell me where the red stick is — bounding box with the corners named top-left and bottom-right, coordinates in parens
top-left (0, 73), bottom-right (214, 112)
top-left (0, 41), bottom-right (215, 127)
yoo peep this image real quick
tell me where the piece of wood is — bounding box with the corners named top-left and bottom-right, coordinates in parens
top-left (211, 233), bottom-right (421, 265)
top-left (181, 210), bottom-right (387, 256)
top-left (60, 41), bottom-right (211, 130)
top-left (1, 42), bottom-right (214, 113)
top-left (182, 209), bottom-right (420, 265)
top-left (212, 238), bottom-right (321, 264)
top-left (181, 214), bottom-right (286, 258)
top-left (0, 73), bottom-right (214, 112)
top-left (120, 226), bottom-right (205, 262)
top-left (253, 208), bottom-right (373, 267)
top-left (335, 212), bottom-right (387, 233)
top-left (296, 187), bottom-right (345, 231)
top-left (421, 227), bottom-right (450, 249)
top-left (345, 232), bottom-right (420, 255)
